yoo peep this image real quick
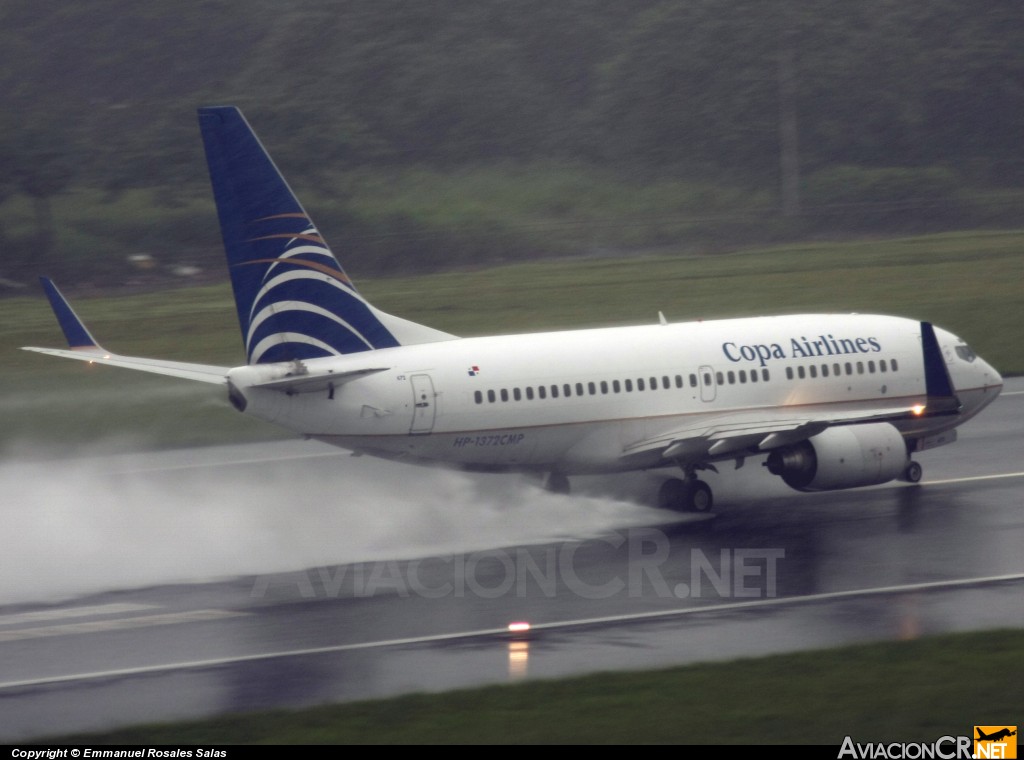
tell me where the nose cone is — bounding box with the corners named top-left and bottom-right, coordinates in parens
top-left (963, 355), bottom-right (1002, 419)
top-left (980, 356), bottom-right (1003, 395)
top-left (933, 325), bottom-right (1002, 418)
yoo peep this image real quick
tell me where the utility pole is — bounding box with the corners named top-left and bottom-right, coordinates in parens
top-left (778, 35), bottom-right (801, 217)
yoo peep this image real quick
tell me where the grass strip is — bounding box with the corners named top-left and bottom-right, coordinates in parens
top-left (45, 628), bottom-right (1024, 744)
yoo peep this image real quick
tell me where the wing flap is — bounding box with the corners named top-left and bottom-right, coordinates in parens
top-left (623, 399), bottom-right (938, 467)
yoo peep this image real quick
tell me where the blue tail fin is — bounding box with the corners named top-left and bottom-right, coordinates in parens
top-left (198, 106), bottom-right (406, 364)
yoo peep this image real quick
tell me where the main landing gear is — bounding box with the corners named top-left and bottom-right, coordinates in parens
top-left (540, 469), bottom-right (713, 512)
top-left (658, 476), bottom-right (713, 513)
top-left (543, 471), bottom-right (571, 494)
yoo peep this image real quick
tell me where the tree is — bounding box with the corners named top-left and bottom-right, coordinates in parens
top-left (8, 127), bottom-right (76, 276)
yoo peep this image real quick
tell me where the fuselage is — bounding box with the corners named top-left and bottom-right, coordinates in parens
top-left (26, 108), bottom-right (1006, 513)
top-left (229, 313), bottom-right (1002, 474)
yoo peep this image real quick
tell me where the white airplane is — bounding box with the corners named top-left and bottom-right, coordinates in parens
top-left (24, 107), bottom-right (1003, 512)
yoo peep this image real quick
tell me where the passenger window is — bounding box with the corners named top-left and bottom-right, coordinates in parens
top-left (786, 367), bottom-right (793, 380)
top-left (891, 359), bottom-right (899, 371)
top-left (487, 390), bottom-right (496, 403)
top-left (638, 378), bottom-right (646, 391)
top-left (821, 364), bottom-right (829, 377)
top-left (564, 384), bottom-right (572, 397)
top-left (703, 373), bottom-right (712, 386)
top-left (600, 380), bottom-right (608, 394)
top-left (809, 365), bottom-right (817, 378)
top-left (539, 385), bottom-right (547, 399)
top-left (650, 377), bottom-right (658, 390)
top-left (613, 380), bottom-right (621, 393)
top-left (588, 382), bottom-right (596, 395)
top-left (551, 385), bottom-right (559, 398)
top-left (474, 390), bottom-right (483, 404)
top-left (798, 366), bottom-right (806, 379)
top-left (845, 362), bottom-right (853, 375)
top-left (856, 362), bottom-right (864, 374)
top-left (576, 383), bottom-right (584, 396)
top-left (880, 360), bottom-right (887, 372)
top-left (500, 389), bottom-right (509, 402)
top-left (716, 372), bottom-right (724, 385)
top-left (762, 369), bottom-right (770, 381)
top-left (727, 371), bottom-right (735, 384)
top-left (689, 374), bottom-right (697, 387)
top-left (675, 375), bottom-right (683, 388)
top-left (868, 360), bottom-right (875, 373)
top-left (625, 379), bottom-right (633, 392)
top-left (739, 370), bottom-right (747, 383)
top-left (513, 388), bottom-right (521, 401)
top-left (526, 387), bottom-right (534, 400)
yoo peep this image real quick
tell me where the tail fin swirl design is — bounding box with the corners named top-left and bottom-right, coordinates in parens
top-left (198, 106), bottom-right (400, 364)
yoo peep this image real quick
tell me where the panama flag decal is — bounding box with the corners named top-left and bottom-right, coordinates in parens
top-left (468, 365), bottom-right (481, 376)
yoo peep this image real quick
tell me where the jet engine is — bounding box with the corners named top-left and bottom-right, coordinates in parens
top-left (765, 423), bottom-right (909, 492)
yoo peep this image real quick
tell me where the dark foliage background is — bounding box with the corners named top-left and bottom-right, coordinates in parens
top-left (1, 0), bottom-right (1022, 285)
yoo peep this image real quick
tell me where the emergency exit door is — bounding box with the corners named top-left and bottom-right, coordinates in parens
top-left (409, 374), bottom-right (436, 434)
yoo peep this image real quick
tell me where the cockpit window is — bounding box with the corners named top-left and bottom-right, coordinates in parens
top-left (955, 344), bottom-right (977, 363)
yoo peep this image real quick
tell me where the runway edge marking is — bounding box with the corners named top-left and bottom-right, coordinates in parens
top-left (0, 610), bottom-right (247, 644)
top-left (0, 603), bottom-right (157, 627)
top-left (925, 470), bottom-right (1024, 486)
top-left (1, 572), bottom-right (1022, 692)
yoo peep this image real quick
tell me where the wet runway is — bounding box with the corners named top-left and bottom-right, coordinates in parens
top-left (1, 379), bottom-right (1022, 741)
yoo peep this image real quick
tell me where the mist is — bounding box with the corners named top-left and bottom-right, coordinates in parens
top-left (0, 441), bottom-right (677, 606)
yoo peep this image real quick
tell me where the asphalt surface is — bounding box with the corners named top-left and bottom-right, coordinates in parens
top-left (1, 378), bottom-right (1022, 741)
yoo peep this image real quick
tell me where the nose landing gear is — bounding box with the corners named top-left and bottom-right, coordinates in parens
top-left (901, 460), bottom-right (923, 483)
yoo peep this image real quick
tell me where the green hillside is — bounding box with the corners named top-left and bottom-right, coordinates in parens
top-left (1, 1), bottom-right (1022, 287)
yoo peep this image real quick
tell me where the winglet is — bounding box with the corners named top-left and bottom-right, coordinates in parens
top-left (39, 277), bottom-right (104, 351)
top-left (26, 278), bottom-right (229, 384)
top-left (921, 321), bottom-right (961, 413)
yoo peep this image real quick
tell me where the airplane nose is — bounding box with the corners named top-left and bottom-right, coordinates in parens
top-left (987, 362), bottom-right (1003, 393)
top-left (976, 358), bottom-right (1003, 408)
top-left (953, 357), bottom-right (1002, 420)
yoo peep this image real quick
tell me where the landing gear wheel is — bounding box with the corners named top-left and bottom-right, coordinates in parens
top-left (544, 472), bottom-right (571, 494)
top-left (658, 478), bottom-right (687, 511)
top-left (658, 478), bottom-right (714, 513)
top-left (903, 460), bottom-right (923, 483)
top-left (687, 480), bottom-right (713, 513)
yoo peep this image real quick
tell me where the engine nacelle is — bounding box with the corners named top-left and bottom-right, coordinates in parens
top-left (765, 423), bottom-right (909, 492)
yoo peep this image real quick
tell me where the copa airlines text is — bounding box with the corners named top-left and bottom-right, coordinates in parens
top-left (722, 334), bottom-right (882, 366)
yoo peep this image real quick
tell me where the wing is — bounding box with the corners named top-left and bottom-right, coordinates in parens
top-left (21, 278), bottom-right (230, 385)
top-left (621, 321), bottom-right (961, 469)
top-left (620, 402), bottom-right (926, 469)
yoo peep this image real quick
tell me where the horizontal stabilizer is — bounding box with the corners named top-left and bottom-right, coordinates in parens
top-left (247, 366), bottom-right (390, 395)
